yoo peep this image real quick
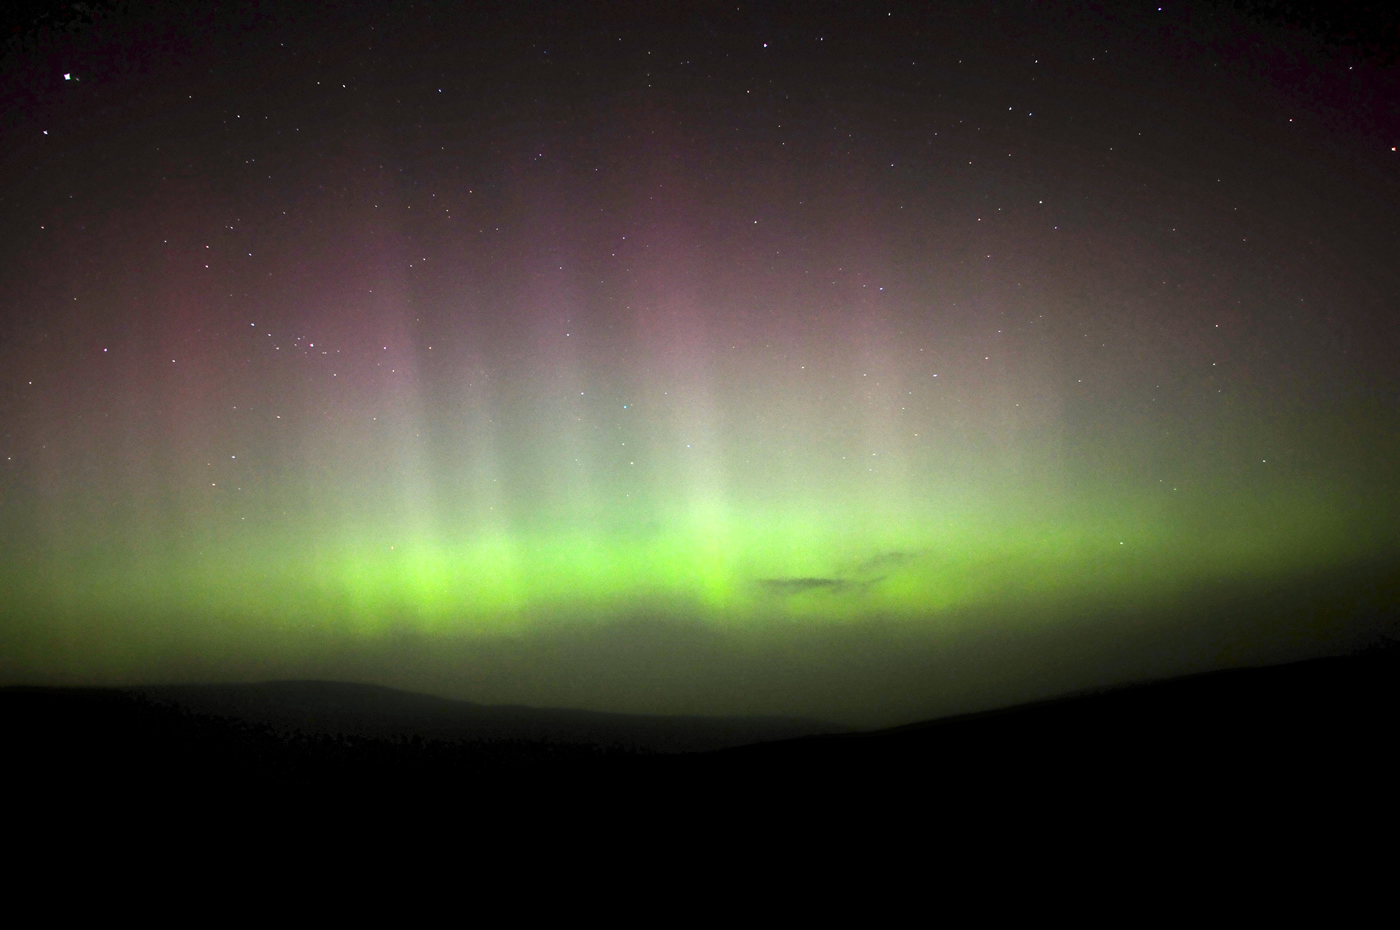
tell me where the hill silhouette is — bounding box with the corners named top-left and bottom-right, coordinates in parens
top-left (693, 643), bottom-right (1398, 779)
top-left (1, 680), bottom-right (837, 785)
top-left (5, 645), bottom-right (1396, 821)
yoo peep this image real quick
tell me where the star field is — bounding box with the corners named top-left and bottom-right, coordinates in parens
top-left (0, 1), bottom-right (1396, 724)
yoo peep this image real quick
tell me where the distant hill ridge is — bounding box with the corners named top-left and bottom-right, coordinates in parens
top-left (1, 678), bottom-right (841, 760)
top-left (129, 679), bottom-right (842, 753)
top-left (4, 646), bottom-right (1396, 796)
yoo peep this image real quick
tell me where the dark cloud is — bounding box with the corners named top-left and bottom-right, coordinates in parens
top-left (758, 575), bottom-right (890, 597)
top-left (753, 552), bottom-right (918, 599)
top-left (758, 577), bottom-right (849, 596)
top-left (855, 551), bottom-right (921, 575)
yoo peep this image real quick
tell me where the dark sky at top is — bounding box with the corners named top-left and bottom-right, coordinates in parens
top-left (1, 1), bottom-right (1397, 725)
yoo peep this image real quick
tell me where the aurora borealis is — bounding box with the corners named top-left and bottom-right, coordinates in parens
top-left (2, 1), bottom-right (1397, 727)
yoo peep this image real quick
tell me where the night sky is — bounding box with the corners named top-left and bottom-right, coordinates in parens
top-left (2, 1), bottom-right (1397, 727)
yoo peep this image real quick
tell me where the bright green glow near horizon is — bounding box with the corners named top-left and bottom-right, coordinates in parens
top-left (8, 476), bottom-right (1375, 637)
top-left (3, 461), bottom-right (1394, 728)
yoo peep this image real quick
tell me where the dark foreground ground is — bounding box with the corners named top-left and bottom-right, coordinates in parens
top-left (6, 646), bottom-right (1396, 824)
